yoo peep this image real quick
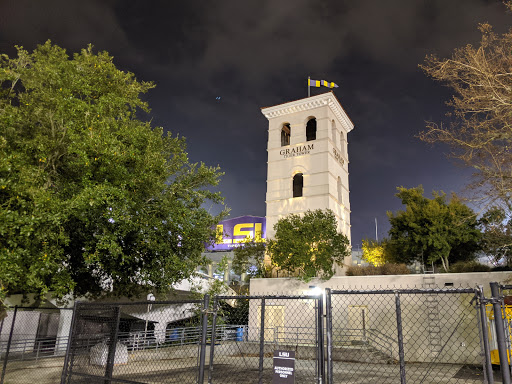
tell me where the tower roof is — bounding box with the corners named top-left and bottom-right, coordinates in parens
top-left (261, 91), bottom-right (354, 132)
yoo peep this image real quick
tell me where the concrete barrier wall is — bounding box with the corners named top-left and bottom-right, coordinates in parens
top-left (249, 272), bottom-right (512, 296)
top-left (249, 272), bottom-right (512, 364)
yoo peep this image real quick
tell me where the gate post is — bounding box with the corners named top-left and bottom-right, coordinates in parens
top-left (0, 306), bottom-right (17, 384)
top-left (207, 297), bottom-right (219, 384)
top-left (60, 301), bottom-right (79, 384)
top-left (490, 282), bottom-right (511, 384)
top-left (325, 289), bottom-right (333, 384)
top-left (198, 294), bottom-right (210, 384)
top-left (104, 305), bottom-right (121, 384)
top-left (394, 292), bottom-right (406, 384)
top-left (477, 286), bottom-right (494, 384)
top-left (317, 295), bottom-right (325, 384)
top-left (258, 298), bottom-right (266, 384)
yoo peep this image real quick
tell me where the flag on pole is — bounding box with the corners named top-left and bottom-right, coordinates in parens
top-left (308, 78), bottom-right (339, 89)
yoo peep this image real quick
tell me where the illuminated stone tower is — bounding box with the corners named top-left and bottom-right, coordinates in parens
top-left (261, 92), bottom-right (354, 245)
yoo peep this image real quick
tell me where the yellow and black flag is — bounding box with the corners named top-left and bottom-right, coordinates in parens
top-left (308, 77), bottom-right (338, 97)
top-left (308, 78), bottom-right (339, 89)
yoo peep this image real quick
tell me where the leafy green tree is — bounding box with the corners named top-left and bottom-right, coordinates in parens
top-left (215, 255), bottom-right (230, 276)
top-left (220, 297), bottom-right (249, 325)
top-left (361, 238), bottom-right (389, 266)
top-left (479, 206), bottom-right (512, 266)
top-left (0, 41), bottom-right (225, 305)
top-left (386, 186), bottom-right (481, 271)
top-left (268, 209), bottom-right (350, 281)
top-left (232, 237), bottom-right (269, 279)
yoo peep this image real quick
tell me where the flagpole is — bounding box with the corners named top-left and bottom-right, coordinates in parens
top-left (308, 76), bottom-right (310, 98)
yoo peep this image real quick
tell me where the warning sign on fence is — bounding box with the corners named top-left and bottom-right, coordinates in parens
top-left (273, 350), bottom-right (295, 384)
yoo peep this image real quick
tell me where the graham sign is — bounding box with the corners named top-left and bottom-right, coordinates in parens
top-left (279, 143), bottom-right (314, 159)
top-left (206, 216), bottom-right (266, 251)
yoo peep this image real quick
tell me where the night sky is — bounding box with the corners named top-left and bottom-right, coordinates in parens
top-left (1, 0), bottom-right (510, 248)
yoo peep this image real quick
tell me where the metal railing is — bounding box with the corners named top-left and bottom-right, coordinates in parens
top-left (274, 326), bottom-right (316, 345)
top-left (119, 324), bottom-right (248, 351)
top-left (0, 324), bottom-right (248, 363)
top-left (331, 328), bottom-right (368, 345)
top-left (0, 335), bottom-right (69, 361)
top-left (367, 328), bottom-right (396, 359)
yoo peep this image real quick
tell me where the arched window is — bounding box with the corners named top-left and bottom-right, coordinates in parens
top-left (306, 118), bottom-right (316, 141)
top-left (337, 176), bottom-right (342, 203)
top-left (281, 123), bottom-right (291, 146)
top-left (293, 173), bottom-right (303, 198)
top-left (331, 121), bottom-right (337, 145)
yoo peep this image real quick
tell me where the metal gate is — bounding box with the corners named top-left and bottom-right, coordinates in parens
top-left (61, 302), bottom-right (121, 383)
top-left (57, 286), bottom-right (512, 384)
top-left (60, 295), bottom-right (324, 384)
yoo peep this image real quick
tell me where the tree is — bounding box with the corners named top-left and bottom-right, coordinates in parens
top-left (420, 9), bottom-right (512, 209)
top-left (0, 41), bottom-right (226, 305)
top-left (232, 238), bottom-right (269, 279)
top-left (267, 209), bottom-right (350, 281)
top-left (478, 206), bottom-right (512, 266)
top-left (386, 186), bottom-right (481, 271)
top-left (361, 238), bottom-right (387, 267)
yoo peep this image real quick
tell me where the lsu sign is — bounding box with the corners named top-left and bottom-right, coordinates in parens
top-left (206, 216), bottom-right (266, 251)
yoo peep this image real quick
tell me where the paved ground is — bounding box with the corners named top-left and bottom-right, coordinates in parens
top-left (2, 357), bottom-right (498, 384)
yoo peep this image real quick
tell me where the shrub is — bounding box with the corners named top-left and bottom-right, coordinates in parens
top-left (491, 265), bottom-right (512, 271)
top-left (448, 261), bottom-right (491, 273)
top-left (344, 266), bottom-right (360, 276)
top-left (381, 263), bottom-right (411, 275)
top-left (345, 264), bottom-right (410, 276)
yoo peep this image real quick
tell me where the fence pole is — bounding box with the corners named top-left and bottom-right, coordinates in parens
top-left (259, 298), bottom-right (266, 384)
top-left (317, 295), bottom-right (325, 384)
top-left (198, 294), bottom-right (210, 384)
top-left (207, 297), bottom-right (219, 384)
top-left (325, 288), bottom-right (333, 384)
top-left (0, 316), bottom-right (4, 366)
top-left (490, 282), bottom-right (511, 384)
top-left (502, 285), bottom-right (512, 382)
top-left (60, 302), bottom-right (79, 384)
top-left (104, 305), bottom-right (121, 384)
top-left (478, 286), bottom-right (494, 384)
top-left (0, 306), bottom-right (17, 384)
top-left (0, 317), bottom-right (4, 351)
top-left (394, 292), bottom-right (406, 384)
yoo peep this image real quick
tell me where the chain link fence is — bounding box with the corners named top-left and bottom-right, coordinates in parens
top-left (207, 295), bottom-right (323, 384)
top-left (329, 288), bottom-right (485, 384)
top-left (0, 306), bottom-right (73, 384)
top-left (4, 283), bottom-right (512, 383)
top-left (62, 299), bottom-right (207, 384)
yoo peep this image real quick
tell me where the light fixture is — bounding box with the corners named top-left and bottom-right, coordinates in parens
top-left (308, 285), bottom-right (322, 296)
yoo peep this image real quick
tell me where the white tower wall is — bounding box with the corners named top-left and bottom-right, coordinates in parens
top-left (261, 92), bottom-right (354, 247)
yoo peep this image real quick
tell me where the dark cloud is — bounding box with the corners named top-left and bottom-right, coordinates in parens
top-left (0, 1), bottom-right (129, 52)
top-left (1, 0), bottom-right (511, 246)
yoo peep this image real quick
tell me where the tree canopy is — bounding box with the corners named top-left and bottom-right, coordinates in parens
top-left (232, 237), bottom-right (269, 279)
top-left (267, 209), bottom-right (350, 281)
top-left (420, 10), bottom-right (512, 209)
top-left (478, 206), bottom-right (512, 267)
top-left (386, 186), bottom-right (481, 271)
top-left (0, 41), bottom-right (225, 303)
top-left (361, 238), bottom-right (387, 267)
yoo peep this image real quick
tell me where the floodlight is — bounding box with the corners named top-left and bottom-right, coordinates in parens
top-left (308, 285), bottom-right (322, 296)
